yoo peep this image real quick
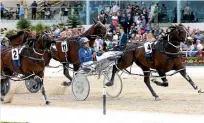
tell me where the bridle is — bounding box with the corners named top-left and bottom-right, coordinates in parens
top-left (165, 24), bottom-right (188, 49)
top-left (32, 34), bottom-right (46, 56)
top-left (32, 33), bottom-right (55, 56)
top-left (94, 21), bottom-right (107, 39)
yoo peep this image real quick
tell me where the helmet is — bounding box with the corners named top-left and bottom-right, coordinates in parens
top-left (1, 37), bottom-right (9, 45)
top-left (79, 37), bottom-right (90, 46)
top-left (1, 37), bottom-right (9, 44)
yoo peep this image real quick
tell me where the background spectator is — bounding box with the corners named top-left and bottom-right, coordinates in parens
top-left (19, 2), bottom-right (25, 19)
top-left (0, 2), bottom-right (4, 18)
top-left (183, 3), bottom-right (191, 21)
top-left (196, 40), bottom-right (203, 51)
top-left (97, 10), bottom-right (108, 24)
top-left (126, 13), bottom-right (133, 34)
top-left (160, 4), bottom-right (167, 19)
top-left (16, 4), bottom-right (20, 19)
top-left (31, 1), bottom-right (37, 20)
top-left (190, 44), bottom-right (199, 57)
top-left (194, 30), bottom-right (203, 44)
top-left (112, 2), bottom-right (119, 14)
top-left (145, 23), bottom-right (152, 33)
top-left (153, 3), bottom-right (159, 23)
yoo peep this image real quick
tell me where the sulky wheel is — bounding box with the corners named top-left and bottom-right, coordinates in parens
top-left (25, 78), bottom-right (41, 93)
top-left (72, 73), bottom-right (90, 101)
top-left (104, 72), bottom-right (123, 98)
top-left (1, 78), bottom-right (11, 96)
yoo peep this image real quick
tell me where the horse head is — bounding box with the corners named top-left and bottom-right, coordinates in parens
top-left (166, 24), bottom-right (188, 45)
top-left (8, 30), bottom-right (35, 48)
top-left (35, 32), bottom-right (57, 56)
top-left (82, 19), bottom-right (107, 38)
top-left (92, 18), bottom-right (107, 38)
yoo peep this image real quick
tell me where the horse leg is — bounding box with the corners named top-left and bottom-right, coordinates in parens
top-left (1, 79), bottom-right (6, 102)
top-left (35, 76), bottom-right (50, 105)
top-left (135, 60), bottom-right (160, 100)
top-left (180, 69), bottom-right (204, 94)
top-left (143, 68), bottom-right (160, 100)
top-left (61, 63), bottom-right (72, 86)
top-left (105, 65), bottom-right (118, 86)
top-left (152, 69), bottom-right (169, 87)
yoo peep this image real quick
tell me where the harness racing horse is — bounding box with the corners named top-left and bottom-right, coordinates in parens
top-left (1, 33), bottom-right (57, 104)
top-left (44, 19), bottom-right (107, 86)
top-left (107, 24), bottom-right (204, 100)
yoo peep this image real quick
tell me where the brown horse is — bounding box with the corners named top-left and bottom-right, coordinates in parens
top-left (44, 19), bottom-right (107, 86)
top-left (1, 33), bottom-right (57, 104)
top-left (107, 24), bottom-right (204, 100)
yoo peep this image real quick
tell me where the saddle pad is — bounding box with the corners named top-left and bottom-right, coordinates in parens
top-left (144, 42), bottom-right (153, 54)
top-left (11, 48), bottom-right (21, 67)
top-left (61, 41), bottom-right (68, 52)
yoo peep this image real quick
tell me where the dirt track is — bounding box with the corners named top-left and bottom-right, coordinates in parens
top-left (2, 75), bottom-right (204, 115)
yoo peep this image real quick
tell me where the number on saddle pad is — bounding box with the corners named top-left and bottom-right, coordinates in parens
top-left (61, 41), bottom-right (68, 52)
top-left (12, 48), bottom-right (19, 60)
top-left (144, 42), bottom-right (153, 54)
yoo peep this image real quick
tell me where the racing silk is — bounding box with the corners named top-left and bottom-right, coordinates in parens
top-left (79, 47), bottom-right (96, 63)
top-left (0, 45), bottom-right (6, 51)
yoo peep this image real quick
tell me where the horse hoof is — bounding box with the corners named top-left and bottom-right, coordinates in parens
top-left (61, 81), bottom-right (71, 86)
top-left (155, 97), bottom-right (161, 101)
top-left (163, 82), bottom-right (168, 87)
top-left (105, 82), bottom-right (113, 86)
top-left (45, 101), bottom-right (51, 105)
top-left (1, 98), bottom-right (4, 102)
top-left (198, 89), bottom-right (204, 94)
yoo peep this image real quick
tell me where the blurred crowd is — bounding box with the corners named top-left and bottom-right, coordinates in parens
top-left (96, 2), bottom-right (203, 57)
top-left (0, 0), bottom-right (54, 20)
top-left (180, 27), bottom-right (204, 57)
top-left (1, 1), bottom-right (204, 57)
top-left (97, 2), bottom-right (164, 46)
top-left (50, 26), bottom-right (85, 39)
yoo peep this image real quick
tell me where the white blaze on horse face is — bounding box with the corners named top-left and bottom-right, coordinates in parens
top-left (144, 42), bottom-right (153, 54)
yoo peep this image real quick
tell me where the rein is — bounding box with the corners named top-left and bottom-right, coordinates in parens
top-left (32, 34), bottom-right (49, 56)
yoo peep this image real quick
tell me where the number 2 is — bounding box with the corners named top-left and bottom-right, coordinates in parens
top-left (13, 50), bottom-right (17, 58)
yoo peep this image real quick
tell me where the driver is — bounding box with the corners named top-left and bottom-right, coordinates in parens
top-left (79, 37), bottom-right (100, 69)
top-left (79, 37), bottom-right (122, 70)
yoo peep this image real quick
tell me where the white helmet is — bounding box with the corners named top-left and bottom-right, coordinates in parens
top-left (79, 37), bottom-right (89, 46)
top-left (1, 37), bottom-right (9, 45)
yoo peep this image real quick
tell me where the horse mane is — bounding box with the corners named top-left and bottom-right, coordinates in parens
top-left (66, 35), bottom-right (81, 43)
top-left (125, 43), bottom-right (142, 51)
top-left (81, 24), bottom-right (95, 37)
top-left (160, 25), bottom-right (178, 41)
top-left (8, 30), bottom-right (24, 41)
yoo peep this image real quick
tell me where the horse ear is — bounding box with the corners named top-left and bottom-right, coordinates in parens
top-left (92, 18), bottom-right (97, 24)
